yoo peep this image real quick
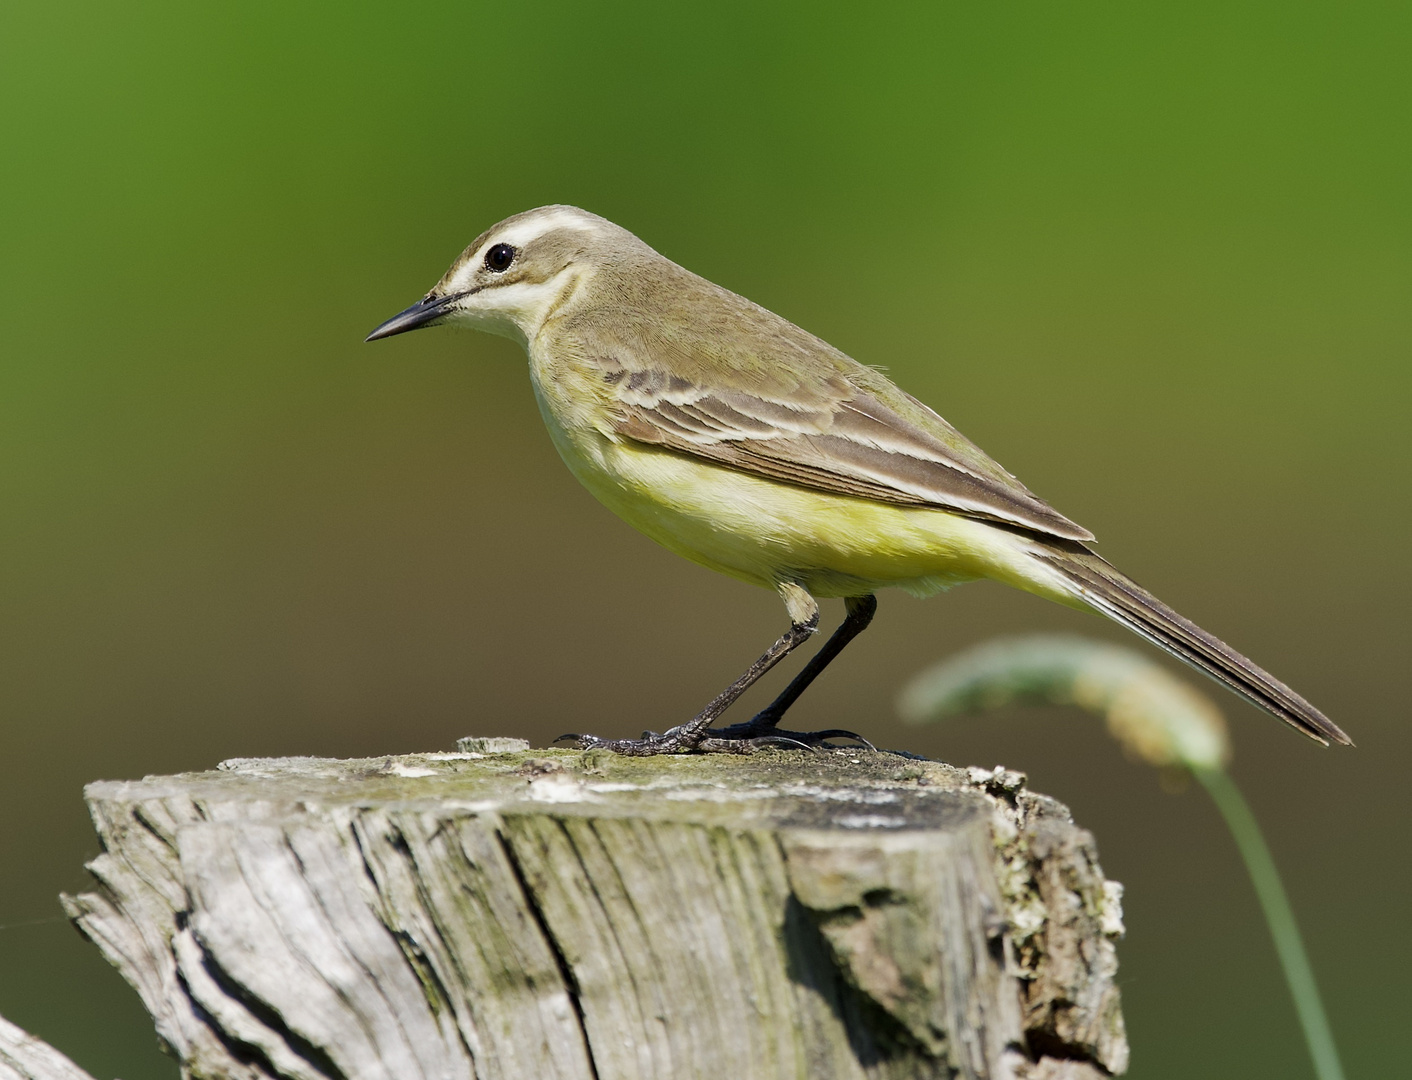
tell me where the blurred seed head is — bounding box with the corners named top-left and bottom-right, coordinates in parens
top-left (897, 634), bottom-right (1231, 770)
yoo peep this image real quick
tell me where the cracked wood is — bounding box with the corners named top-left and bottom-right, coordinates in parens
top-left (57, 745), bottom-right (1128, 1080)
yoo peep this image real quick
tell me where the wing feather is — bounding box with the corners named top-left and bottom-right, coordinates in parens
top-left (566, 259), bottom-right (1093, 543)
top-left (611, 377), bottom-right (1093, 542)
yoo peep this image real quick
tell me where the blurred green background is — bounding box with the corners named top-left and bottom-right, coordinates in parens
top-left (1, 2), bottom-right (1407, 1076)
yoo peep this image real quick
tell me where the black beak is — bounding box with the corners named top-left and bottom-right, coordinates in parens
top-left (365, 293), bottom-right (464, 342)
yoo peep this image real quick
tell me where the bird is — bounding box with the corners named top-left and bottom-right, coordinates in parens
top-left (367, 205), bottom-right (1351, 756)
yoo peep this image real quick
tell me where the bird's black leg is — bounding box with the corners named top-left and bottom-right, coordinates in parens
top-left (750, 594), bottom-right (877, 727)
top-left (702, 594), bottom-right (878, 750)
top-left (557, 605), bottom-right (821, 756)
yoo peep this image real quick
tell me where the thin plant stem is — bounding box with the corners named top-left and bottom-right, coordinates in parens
top-left (1193, 765), bottom-right (1345, 1080)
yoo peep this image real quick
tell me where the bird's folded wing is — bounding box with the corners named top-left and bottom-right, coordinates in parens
top-left (609, 368), bottom-right (1094, 543)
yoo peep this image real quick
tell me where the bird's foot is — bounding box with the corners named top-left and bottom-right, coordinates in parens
top-left (703, 712), bottom-right (876, 752)
top-left (554, 723), bottom-right (710, 756)
top-left (555, 715), bottom-right (874, 756)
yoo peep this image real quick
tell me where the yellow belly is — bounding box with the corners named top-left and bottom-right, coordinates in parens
top-left (545, 414), bottom-right (1069, 604)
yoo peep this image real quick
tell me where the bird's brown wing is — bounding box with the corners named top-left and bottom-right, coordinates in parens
top-left (606, 363), bottom-right (1094, 543)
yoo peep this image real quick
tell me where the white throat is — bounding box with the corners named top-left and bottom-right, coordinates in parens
top-left (445, 265), bottom-right (585, 347)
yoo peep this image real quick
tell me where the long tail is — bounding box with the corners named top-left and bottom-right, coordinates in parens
top-left (1034, 545), bottom-right (1352, 746)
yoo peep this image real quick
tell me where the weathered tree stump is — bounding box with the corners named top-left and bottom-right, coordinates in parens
top-left (53, 741), bottom-right (1127, 1080)
top-left (0, 1015), bottom-right (96, 1080)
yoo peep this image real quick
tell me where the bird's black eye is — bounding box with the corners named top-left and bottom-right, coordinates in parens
top-left (485, 243), bottom-right (516, 272)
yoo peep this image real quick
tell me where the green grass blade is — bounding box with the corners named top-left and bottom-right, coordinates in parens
top-left (1191, 766), bottom-right (1344, 1080)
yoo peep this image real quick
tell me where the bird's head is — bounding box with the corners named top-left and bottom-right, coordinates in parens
top-left (366, 205), bottom-right (629, 346)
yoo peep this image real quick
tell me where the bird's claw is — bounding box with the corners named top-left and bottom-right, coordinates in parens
top-left (796, 727), bottom-right (877, 751)
top-left (553, 726), bottom-right (703, 756)
top-left (702, 718), bottom-right (876, 752)
top-left (696, 733), bottom-right (818, 754)
top-left (555, 721), bottom-right (873, 756)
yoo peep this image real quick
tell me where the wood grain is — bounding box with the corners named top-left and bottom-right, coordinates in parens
top-left (44, 745), bottom-right (1127, 1079)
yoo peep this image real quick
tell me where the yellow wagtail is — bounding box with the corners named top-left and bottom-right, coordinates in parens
top-left (368, 206), bottom-right (1350, 755)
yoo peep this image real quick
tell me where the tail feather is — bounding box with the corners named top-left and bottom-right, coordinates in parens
top-left (1037, 547), bottom-right (1352, 747)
